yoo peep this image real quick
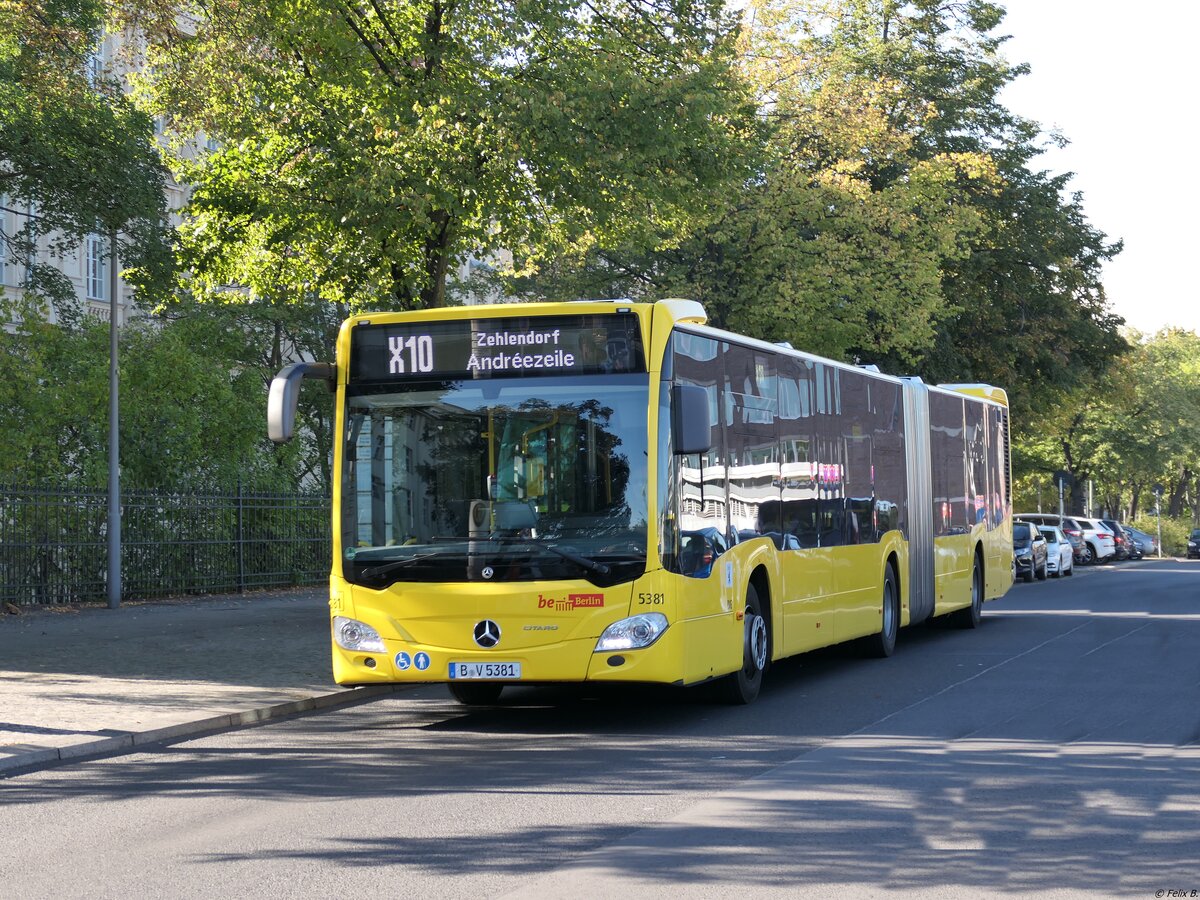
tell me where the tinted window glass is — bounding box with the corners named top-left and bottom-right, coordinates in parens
top-left (726, 345), bottom-right (780, 542)
top-left (671, 332), bottom-right (729, 576)
top-left (342, 375), bottom-right (649, 587)
top-left (930, 391), bottom-right (967, 536)
top-left (778, 357), bottom-right (817, 548)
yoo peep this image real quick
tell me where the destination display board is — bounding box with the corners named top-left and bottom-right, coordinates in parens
top-left (349, 313), bottom-right (646, 382)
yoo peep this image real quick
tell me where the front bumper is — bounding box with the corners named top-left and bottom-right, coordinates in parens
top-left (331, 619), bottom-right (685, 687)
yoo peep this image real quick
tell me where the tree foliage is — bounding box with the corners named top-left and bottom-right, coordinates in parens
top-left (0, 0), bottom-right (172, 310)
top-left (810, 1), bottom-right (1127, 410)
top-left (0, 297), bottom-right (322, 489)
top-left (1014, 330), bottom-right (1200, 522)
top-left (514, 0), bottom-right (1127, 401)
top-left (519, 0), bottom-right (1000, 364)
top-left (119, 0), bottom-right (755, 311)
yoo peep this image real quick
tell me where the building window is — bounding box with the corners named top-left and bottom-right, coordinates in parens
top-left (86, 38), bottom-right (105, 87)
top-left (86, 234), bottom-right (108, 301)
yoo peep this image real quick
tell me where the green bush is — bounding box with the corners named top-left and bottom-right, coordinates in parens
top-left (1129, 514), bottom-right (1194, 557)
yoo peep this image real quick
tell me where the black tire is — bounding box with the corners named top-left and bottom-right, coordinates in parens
top-left (723, 582), bottom-right (769, 705)
top-left (954, 556), bottom-right (984, 629)
top-left (1035, 559), bottom-right (1047, 581)
top-left (1022, 566), bottom-right (1034, 584)
top-left (1052, 563), bottom-right (1061, 578)
top-left (1064, 559), bottom-right (1073, 576)
top-left (864, 565), bottom-right (899, 658)
top-left (448, 682), bottom-right (504, 706)
top-left (1081, 543), bottom-right (1095, 565)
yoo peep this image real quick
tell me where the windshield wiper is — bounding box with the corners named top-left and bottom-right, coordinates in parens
top-left (359, 551), bottom-right (446, 580)
top-left (490, 535), bottom-right (610, 575)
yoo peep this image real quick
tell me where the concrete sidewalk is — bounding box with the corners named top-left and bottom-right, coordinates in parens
top-left (0, 588), bottom-right (398, 776)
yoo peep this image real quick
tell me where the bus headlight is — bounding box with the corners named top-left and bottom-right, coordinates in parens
top-left (333, 616), bottom-right (386, 653)
top-left (595, 613), bottom-right (669, 651)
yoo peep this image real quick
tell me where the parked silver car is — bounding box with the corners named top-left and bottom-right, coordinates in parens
top-left (1124, 526), bottom-right (1158, 556)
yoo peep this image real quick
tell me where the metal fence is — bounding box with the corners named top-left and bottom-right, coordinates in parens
top-left (0, 483), bottom-right (331, 606)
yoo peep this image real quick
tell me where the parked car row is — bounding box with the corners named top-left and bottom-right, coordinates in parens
top-left (1012, 514), bottom-right (1159, 583)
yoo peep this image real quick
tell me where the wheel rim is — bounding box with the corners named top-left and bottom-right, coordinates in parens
top-left (745, 613), bottom-right (768, 674)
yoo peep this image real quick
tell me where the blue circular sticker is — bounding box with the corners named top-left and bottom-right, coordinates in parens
top-left (394, 652), bottom-right (412, 671)
top-left (414, 652), bottom-right (431, 671)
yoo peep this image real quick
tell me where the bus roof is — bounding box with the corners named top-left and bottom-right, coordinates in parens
top-left (343, 299), bottom-right (1007, 404)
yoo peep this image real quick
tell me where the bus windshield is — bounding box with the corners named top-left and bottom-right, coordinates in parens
top-left (341, 373), bottom-right (649, 588)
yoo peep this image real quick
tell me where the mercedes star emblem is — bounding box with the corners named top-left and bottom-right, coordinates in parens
top-left (481, 566), bottom-right (494, 579)
top-left (473, 619), bottom-right (501, 648)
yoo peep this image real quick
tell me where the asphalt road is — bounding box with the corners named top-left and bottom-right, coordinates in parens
top-left (2, 559), bottom-right (1198, 899)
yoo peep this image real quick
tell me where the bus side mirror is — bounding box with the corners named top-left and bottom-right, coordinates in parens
top-left (268, 362), bottom-right (334, 443)
top-left (672, 384), bottom-right (712, 455)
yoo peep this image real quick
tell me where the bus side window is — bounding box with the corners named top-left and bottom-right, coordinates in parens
top-left (778, 357), bottom-right (815, 549)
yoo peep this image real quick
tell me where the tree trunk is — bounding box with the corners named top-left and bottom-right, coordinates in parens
top-left (1168, 465), bottom-right (1192, 517)
top-left (420, 211), bottom-right (453, 308)
top-left (270, 319), bottom-right (282, 371)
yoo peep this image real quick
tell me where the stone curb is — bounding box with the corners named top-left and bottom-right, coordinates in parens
top-left (0, 684), bottom-right (404, 777)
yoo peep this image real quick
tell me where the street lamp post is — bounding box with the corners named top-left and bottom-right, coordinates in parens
top-left (107, 229), bottom-right (121, 608)
top-left (1052, 470), bottom-right (1072, 521)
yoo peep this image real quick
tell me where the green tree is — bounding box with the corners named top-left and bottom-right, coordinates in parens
top-left (155, 297), bottom-right (344, 489)
top-left (0, 301), bottom-right (311, 489)
top-left (1015, 330), bottom-right (1200, 521)
top-left (513, 0), bottom-right (1125, 383)
top-left (769, 1), bottom-right (1127, 403)
top-left (827, 0), bottom-right (1128, 410)
top-left (120, 0), bottom-right (754, 311)
top-left (514, 0), bottom-right (1001, 363)
top-left (0, 0), bottom-right (171, 310)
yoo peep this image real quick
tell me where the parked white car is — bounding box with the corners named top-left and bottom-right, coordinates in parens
top-left (1073, 517), bottom-right (1117, 564)
top-left (1039, 526), bottom-right (1074, 577)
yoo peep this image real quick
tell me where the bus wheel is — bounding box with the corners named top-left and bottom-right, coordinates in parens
top-left (865, 566), bottom-right (899, 658)
top-left (954, 557), bottom-right (984, 629)
top-left (724, 583), bottom-right (768, 705)
top-left (448, 682), bottom-right (504, 706)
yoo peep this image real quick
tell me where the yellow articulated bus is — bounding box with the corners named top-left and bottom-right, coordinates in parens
top-left (268, 299), bottom-right (1012, 705)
